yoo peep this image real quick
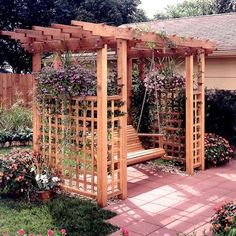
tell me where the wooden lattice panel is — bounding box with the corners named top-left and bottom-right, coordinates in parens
top-left (158, 90), bottom-right (185, 161)
top-left (39, 96), bottom-right (123, 199)
top-left (186, 54), bottom-right (205, 174)
top-left (107, 96), bottom-right (123, 198)
top-left (39, 97), bottom-right (98, 198)
top-left (192, 92), bottom-right (201, 167)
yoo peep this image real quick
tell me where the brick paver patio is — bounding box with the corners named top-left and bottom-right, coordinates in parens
top-left (106, 160), bottom-right (236, 235)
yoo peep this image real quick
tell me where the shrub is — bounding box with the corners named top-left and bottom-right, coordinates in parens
top-left (211, 200), bottom-right (236, 235)
top-left (205, 89), bottom-right (236, 146)
top-left (205, 133), bottom-right (233, 167)
top-left (0, 101), bottom-right (32, 145)
top-left (0, 128), bottom-right (33, 146)
top-left (0, 150), bottom-right (36, 198)
top-left (0, 101), bottom-right (32, 132)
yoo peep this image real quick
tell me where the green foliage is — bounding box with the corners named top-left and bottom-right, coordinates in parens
top-left (48, 196), bottom-right (117, 236)
top-left (0, 0), bottom-right (146, 72)
top-left (0, 146), bottom-right (32, 156)
top-left (0, 128), bottom-right (32, 144)
top-left (0, 102), bottom-right (32, 144)
top-left (211, 200), bottom-right (236, 235)
top-left (154, 0), bottom-right (215, 19)
top-left (154, 0), bottom-right (236, 20)
top-left (205, 89), bottom-right (236, 146)
top-left (130, 63), bottom-right (155, 133)
top-left (205, 133), bottom-right (233, 167)
top-left (77, 0), bottom-right (147, 26)
top-left (215, 0), bottom-right (236, 13)
top-left (0, 102), bottom-right (32, 132)
top-left (0, 196), bottom-right (117, 235)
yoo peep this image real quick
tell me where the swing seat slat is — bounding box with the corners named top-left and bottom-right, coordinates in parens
top-left (126, 125), bottom-right (165, 166)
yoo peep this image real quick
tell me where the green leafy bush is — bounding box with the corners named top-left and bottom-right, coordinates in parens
top-left (211, 200), bottom-right (236, 235)
top-left (205, 89), bottom-right (236, 146)
top-left (0, 101), bottom-right (32, 132)
top-left (0, 150), bottom-right (36, 198)
top-left (0, 101), bottom-right (32, 145)
top-left (205, 133), bottom-right (233, 167)
top-left (0, 128), bottom-right (33, 145)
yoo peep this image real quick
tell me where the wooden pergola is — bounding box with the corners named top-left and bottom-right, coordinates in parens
top-left (0, 21), bottom-right (216, 207)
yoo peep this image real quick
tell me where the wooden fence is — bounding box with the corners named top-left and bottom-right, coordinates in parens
top-left (0, 73), bottom-right (33, 107)
top-left (0, 74), bottom-right (33, 107)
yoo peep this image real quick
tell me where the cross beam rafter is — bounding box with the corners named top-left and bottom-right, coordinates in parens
top-left (0, 20), bottom-right (216, 55)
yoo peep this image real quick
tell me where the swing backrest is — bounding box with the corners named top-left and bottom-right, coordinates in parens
top-left (127, 125), bottom-right (144, 152)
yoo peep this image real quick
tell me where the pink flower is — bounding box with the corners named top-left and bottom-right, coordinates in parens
top-left (120, 227), bottom-right (129, 236)
top-left (29, 234), bottom-right (34, 236)
top-left (47, 229), bottom-right (54, 236)
top-left (17, 229), bottom-right (26, 235)
top-left (60, 229), bottom-right (66, 235)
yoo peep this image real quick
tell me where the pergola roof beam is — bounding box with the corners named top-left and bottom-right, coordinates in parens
top-left (0, 20), bottom-right (216, 54)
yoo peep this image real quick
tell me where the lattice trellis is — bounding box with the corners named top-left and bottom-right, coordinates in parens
top-left (185, 54), bottom-right (205, 174)
top-left (192, 91), bottom-right (201, 167)
top-left (38, 96), bottom-right (123, 199)
top-left (107, 96), bottom-right (123, 198)
top-left (157, 89), bottom-right (185, 161)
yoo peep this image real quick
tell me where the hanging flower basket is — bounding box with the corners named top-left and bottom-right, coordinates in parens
top-left (143, 69), bottom-right (185, 92)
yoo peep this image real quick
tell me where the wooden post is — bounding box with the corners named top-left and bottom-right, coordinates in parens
top-left (185, 55), bottom-right (194, 175)
top-left (199, 52), bottom-right (205, 170)
top-left (32, 53), bottom-right (41, 152)
top-left (117, 39), bottom-right (128, 199)
top-left (97, 45), bottom-right (108, 207)
top-left (127, 58), bottom-right (133, 125)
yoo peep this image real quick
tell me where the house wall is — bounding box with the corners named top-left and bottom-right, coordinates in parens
top-left (205, 57), bottom-right (236, 90)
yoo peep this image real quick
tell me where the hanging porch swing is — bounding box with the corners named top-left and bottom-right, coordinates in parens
top-left (126, 52), bottom-right (166, 166)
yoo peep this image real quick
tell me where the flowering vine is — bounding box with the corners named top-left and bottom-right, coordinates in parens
top-left (144, 69), bottom-right (185, 92)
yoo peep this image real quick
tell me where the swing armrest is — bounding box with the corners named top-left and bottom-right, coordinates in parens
top-left (137, 133), bottom-right (164, 148)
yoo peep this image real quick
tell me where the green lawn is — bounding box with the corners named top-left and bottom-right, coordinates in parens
top-left (0, 196), bottom-right (118, 236)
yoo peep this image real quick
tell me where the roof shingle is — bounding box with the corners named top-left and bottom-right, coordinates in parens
top-left (122, 13), bottom-right (236, 52)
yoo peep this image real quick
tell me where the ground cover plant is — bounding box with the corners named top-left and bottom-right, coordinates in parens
top-left (0, 196), bottom-right (117, 236)
top-left (211, 200), bottom-right (236, 236)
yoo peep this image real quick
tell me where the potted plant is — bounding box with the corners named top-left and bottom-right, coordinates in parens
top-left (30, 153), bottom-right (60, 202)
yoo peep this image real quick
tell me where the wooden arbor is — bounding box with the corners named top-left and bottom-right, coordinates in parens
top-left (0, 21), bottom-right (216, 206)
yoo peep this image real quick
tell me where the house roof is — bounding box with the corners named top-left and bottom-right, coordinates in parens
top-left (122, 13), bottom-right (236, 54)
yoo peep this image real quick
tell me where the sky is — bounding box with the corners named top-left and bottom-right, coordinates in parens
top-left (139, 0), bottom-right (183, 18)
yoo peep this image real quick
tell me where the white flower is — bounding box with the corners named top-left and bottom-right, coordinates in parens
top-left (35, 174), bottom-right (40, 181)
top-left (52, 177), bottom-right (59, 182)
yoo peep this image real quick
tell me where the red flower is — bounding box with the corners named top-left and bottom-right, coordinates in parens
top-left (47, 229), bottom-right (54, 236)
top-left (120, 227), bottom-right (129, 236)
top-left (17, 229), bottom-right (26, 235)
top-left (60, 229), bottom-right (66, 235)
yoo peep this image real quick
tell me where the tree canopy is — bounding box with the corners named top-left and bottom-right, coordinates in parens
top-left (154, 0), bottom-right (236, 20)
top-left (0, 0), bottom-right (147, 73)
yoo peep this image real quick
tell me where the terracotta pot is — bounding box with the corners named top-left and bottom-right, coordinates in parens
top-left (37, 190), bottom-right (54, 202)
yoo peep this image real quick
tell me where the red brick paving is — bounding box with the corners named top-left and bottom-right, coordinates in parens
top-left (107, 160), bottom-right (236, 235)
